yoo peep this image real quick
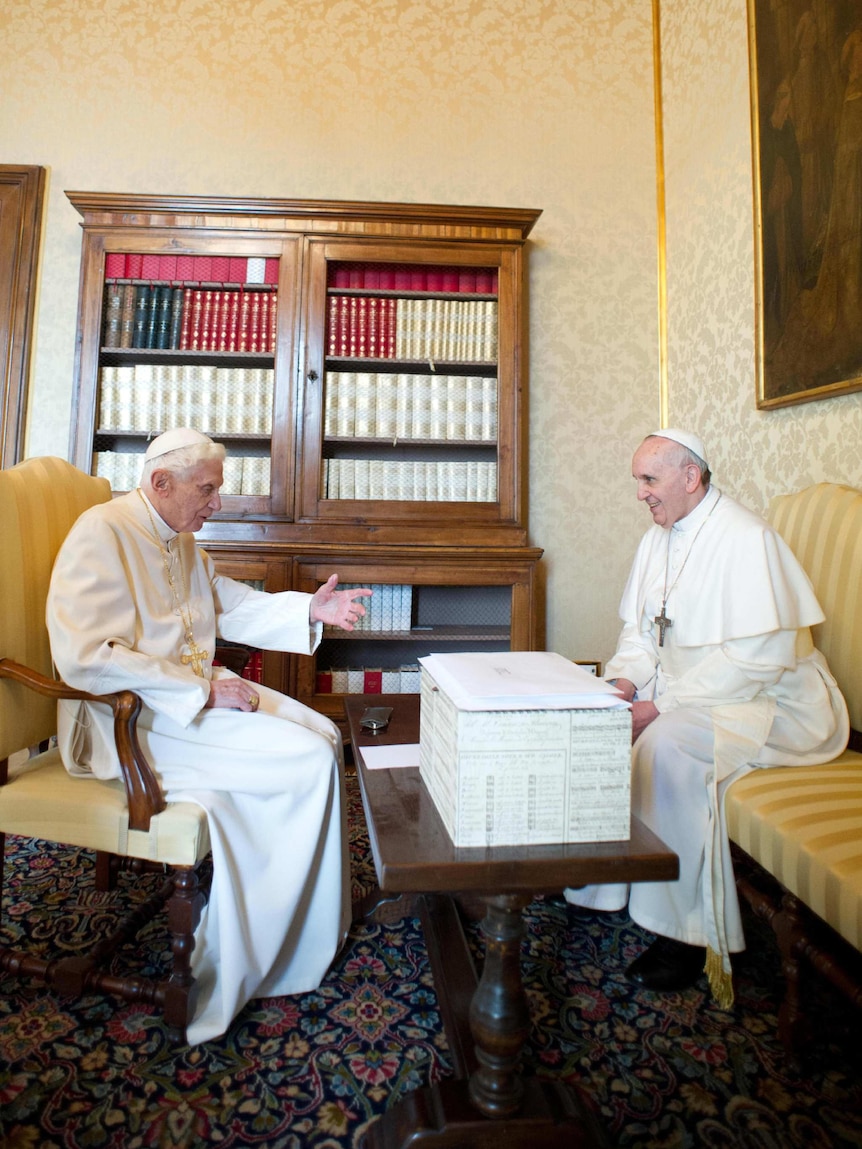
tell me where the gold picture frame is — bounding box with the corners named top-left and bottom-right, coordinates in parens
top-left (749, 1), bottom-right (862, 409)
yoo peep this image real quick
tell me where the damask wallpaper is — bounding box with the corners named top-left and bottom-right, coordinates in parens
top-left (1, 0), bottom-right (859, 666)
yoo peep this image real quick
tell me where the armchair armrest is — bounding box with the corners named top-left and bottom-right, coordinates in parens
top-left (0, 657), bottom-right (165, 832)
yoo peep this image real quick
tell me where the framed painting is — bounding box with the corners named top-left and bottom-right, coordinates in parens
top-left (0, 165), bottom-right (46, 464)
top-left (748, 1), bottom-right (862, 408)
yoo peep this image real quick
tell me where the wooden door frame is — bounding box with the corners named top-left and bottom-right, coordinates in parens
top-left (0, 165), bottom-right (46, 467)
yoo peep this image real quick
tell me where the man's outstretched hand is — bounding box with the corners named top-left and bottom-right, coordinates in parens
top-left (310, 573), bottom-right (373, 631)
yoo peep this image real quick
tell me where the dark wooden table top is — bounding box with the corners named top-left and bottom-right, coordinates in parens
top-left (346, 695), bottom-right (679, 895)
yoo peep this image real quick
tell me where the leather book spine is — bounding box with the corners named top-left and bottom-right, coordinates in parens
top-left (120, 284), bottom-right (136, 348)
top-left (132, 285), bottom-right (151, 349)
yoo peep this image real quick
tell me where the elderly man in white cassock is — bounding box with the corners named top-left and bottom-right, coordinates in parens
top-left (565, 430), bottom-right (848, 1007)
top-left (47, 428), bottom-right (372, 1044)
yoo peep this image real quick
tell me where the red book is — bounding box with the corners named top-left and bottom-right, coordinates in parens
top-left (141, 254), bottom-right (161, 280)
top-left (364, 267), bottom-right (380, 289)
top-left (195, 255), bottom-right (213, 283)
top-left (442, 270), bottom-right (458, 292)
top-left (385, 297), bottom-right (397, 357)
top-left (225, 290), bottom-right (240, 351)
top-left (242, 651), bottom-right (263, 683)
top-left (363, 668), bottom-right (383, 693)
top-left (348, 267), bottom-right (363, 289)
top-left (334, 295), bottom-right (349, 356)
top-left (189, 289), bottom-right (204, 350)
top-left (475, 270), bottom-right (493, 294)
top-left (315, 669), bottom-right (333, 694)
top-left (258, 292), bottom-right (271, 354)
top-left (264, 258), bottom-right (279, 285)
top-left (159, 255), bottom-right (178, 281)
top-left (179, 287), bottom-right (193, 350)
top-left (105, 253), bottom-right (127, 278)
top-left (347, 297), bottom-right (358, 357)
top-left (211, 255), bottom-right (230, 283)
top-left (327, 295), bottom-right (339, 356)
top-left (248, 292), bottom-right (262, 353)
top-left (211, 291), bottom-right (227, 351)
top-left (410, 269), bottom-right (426, 291)
top-left (378, 268), bottom-right (395, 290)
top-left (199, 290), bottom-right (216, 351)
top-left (356, 296), bottom-right (368, 358)
top-left (426, 268), bottom-right (443, 291)
top-left (458, 271), bottom-right (477, 293)
top-left (228, 257), bottom-right (247, 284)
top-left (269, 292), bottom-right (278, 353)
top-left (367, 296), bottom-right (380, 358)
top-left (176, 254), bottom-right (195, 281)
top-left (333, 266), bottom-right (350, 288)
top-left (394, 268), bottom-right (411, 290)
top-left (237, 292), bottom-right (251, 351)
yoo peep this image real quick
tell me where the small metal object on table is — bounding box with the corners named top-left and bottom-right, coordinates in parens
top-left (346, 695), bottom-right (679, 1149)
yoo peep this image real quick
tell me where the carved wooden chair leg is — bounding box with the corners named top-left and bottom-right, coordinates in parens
top-left (163, 866), bottom-right (206, 1043)
top-left (773, 894), bottom-right (811, 1069)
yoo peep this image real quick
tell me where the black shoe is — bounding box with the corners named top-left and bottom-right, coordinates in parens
top-left (626, 935), bottom-right (705, 991)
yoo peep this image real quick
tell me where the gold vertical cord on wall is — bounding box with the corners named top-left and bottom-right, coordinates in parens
top-left (653, 0), bottom-right (668, 427)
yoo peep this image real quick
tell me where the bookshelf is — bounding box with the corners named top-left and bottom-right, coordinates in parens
top-left (67, 194), bottom-right (543, 730)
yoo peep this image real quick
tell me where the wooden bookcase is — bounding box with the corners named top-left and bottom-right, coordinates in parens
top-left (67, 193), bottom-right (543, 732)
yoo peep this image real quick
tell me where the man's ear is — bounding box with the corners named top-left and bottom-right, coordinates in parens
top-left (684, 464), bottom-right (702, 493)
top-left (150, 467), bottom-right (172, 494)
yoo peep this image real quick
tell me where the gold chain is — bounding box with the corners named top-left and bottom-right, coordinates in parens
top-left (137, 489), bottom-right (208, 676)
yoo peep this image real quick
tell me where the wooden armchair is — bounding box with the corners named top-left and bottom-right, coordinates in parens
top-left (0, 456), bottom-right (210, 1041)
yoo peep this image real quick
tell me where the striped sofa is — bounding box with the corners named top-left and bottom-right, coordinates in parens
top-left (725, 482), bottom-right (862, 1062)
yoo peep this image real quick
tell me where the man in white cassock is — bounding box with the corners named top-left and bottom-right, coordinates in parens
top-left (565, 430), bottom-right (848, 1007)
top-left (47, 428), bottom-right (372, 1045)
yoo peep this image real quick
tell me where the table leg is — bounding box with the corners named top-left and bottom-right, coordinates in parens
top-left (361, 892), bottom-right (611, 1149)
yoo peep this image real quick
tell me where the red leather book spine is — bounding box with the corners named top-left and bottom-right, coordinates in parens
top-left (316, 669), bottom-right (333, 694)
top-left (189, 289), bottom-right (204, 351)
top-left (363, 668), bottom-right (383, 693)
top-left (226, 290), bottom-right (240, 352)
top-left (179, 288), bottom-right (194, 350)
top-left (237, 292), bottom-right (251, 352)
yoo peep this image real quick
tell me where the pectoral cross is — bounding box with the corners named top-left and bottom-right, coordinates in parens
top-left (654, 604), bottom-right (673, 648)
top-left (181, 640), bottom-right (209, 677)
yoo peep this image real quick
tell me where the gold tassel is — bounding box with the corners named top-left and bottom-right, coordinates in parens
top-left (705, 946), bottom-right (734, 1010)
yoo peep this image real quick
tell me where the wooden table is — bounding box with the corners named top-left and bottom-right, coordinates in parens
top-left (346, 695), bottom-right (679, 1149)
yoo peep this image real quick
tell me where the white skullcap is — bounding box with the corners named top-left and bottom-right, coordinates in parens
top-left (649, 428), bottom-right (708, 467)
top-left (144, 428), bottom-right (213, 461)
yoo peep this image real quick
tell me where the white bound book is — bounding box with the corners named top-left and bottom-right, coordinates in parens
top-left (324, 373), bottom-right (339, 437)
top-left (339, 458), bottom-right (356, 499)
top-left (354, 458), bottom-right (371, 500)
top-left (482, 377), bottom-right (498, 441)
top-left (446, 376), bottom-right (467, 440)
top-left (212, 368), bottom-right (230, 433)
top-left (369, 459), bottom-right (385, 500)
top-left (382, 668), bottom-right (401, 693)
top-left (222, 456), bottom-right (243, 494)
top-left (261, 369), bottom-right (274, 434)
top-left (428, 375), bottom-right (446, 440)
top-left (465, 376), bottom-right (484, 441)
top-left (98, 366), bottom-right (118, 428)
top-left (132, 364), bottom-right (155, 432)
top-left (246, 257), bottom-right (266, 285)
top-left (412, 375), bottom-right (431, 439)
top-left (375, 372), bottom-right (397, 440)
top-left (115, 367), bottom-right (134, 430)
top-left (354, 373), bottom-right (374, 438)
top-left (337, 372), bottom-right (356, 437)
top-left (395, 374), bottom-right (412, 439)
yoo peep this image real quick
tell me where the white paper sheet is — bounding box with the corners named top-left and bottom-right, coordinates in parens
top-left (359, 743), bottom-right (421, 770)
top-left (418, 651), bottom-right (628, 711)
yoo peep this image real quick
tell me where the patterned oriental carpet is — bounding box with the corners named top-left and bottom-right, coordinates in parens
top-left (1, 773), bottom-right (861, 1149)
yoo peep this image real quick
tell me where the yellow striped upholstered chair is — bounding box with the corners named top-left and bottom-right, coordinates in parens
top-left (725, 481), bottom-right (862, 1061)
top-left (0, 456), bottom-right (210, 1042)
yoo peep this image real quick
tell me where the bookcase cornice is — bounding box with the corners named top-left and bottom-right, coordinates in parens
top-left (66, 192), bottom-right (542, 243)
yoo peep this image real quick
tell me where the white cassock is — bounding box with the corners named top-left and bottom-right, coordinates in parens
top-left (566, 485), bottom-right (849, 1005)
top-left (46, 489), bottom-right (350, 1044)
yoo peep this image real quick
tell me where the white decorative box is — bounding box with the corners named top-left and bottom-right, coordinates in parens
top-left (418, 652), bottom-right (632, 848)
